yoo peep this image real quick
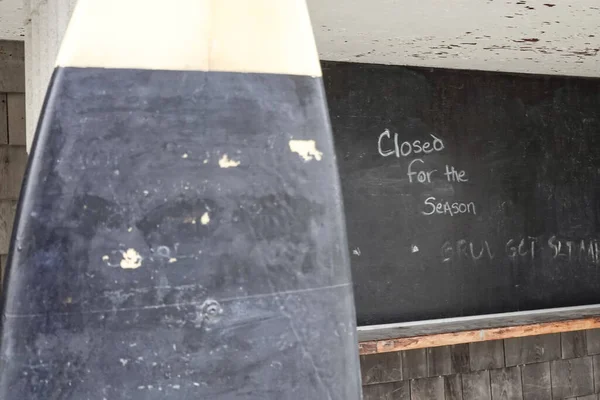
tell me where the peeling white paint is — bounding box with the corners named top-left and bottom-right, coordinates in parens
top-left (219, 154), bottom-right (240, 168)
top-left (120, 248), bottom-right (142, 269)
top-left (308, 0), bottom-right (600, 78)
top-left (201, 212), bottom-right (210, 225)
top-left (289, 139), bottom-right (323, 161)
top-left (0, 0), bottom-right (24, 40)
top-left (4, 1), bottom-right (600, 78)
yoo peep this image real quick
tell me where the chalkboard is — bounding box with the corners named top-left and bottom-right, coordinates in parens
top-left (322, 61), bottom-right (600, 326)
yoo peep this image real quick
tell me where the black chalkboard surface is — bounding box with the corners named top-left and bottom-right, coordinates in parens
top-left (322, 61), bottom-right (600, 327)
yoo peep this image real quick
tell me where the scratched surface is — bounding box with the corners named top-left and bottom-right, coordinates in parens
top-left (0, 68), bottom-right (361, 399)
top-left (322, 61), bottom-right (600, 326)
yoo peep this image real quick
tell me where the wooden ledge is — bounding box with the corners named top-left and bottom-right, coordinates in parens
top-left (359, 317), bottom-right (600, 355)
top-left (358, 307), bottom-right (600, 355)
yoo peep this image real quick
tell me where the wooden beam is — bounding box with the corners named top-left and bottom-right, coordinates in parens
top-left (0, 41), bottom-right (25, 93)
top-left (359, 317), bottom-right (600, 355)
top-left (7, 93), bottom-right (26, 146)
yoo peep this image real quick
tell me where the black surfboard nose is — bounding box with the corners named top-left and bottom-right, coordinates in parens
top-left (0, 1), bottom-right (361, 399)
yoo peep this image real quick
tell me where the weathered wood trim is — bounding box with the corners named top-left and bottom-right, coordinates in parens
top-left (359, 317), bottom-right (600, 355)
top-left (0, 94), bottom-right (7, 145)
top-left (7, 93), bottom-right (26, 146)
top-left (0, 41), bottom-right (25, 93)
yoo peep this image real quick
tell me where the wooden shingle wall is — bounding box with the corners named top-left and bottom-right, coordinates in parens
top-left (362, 330), bottom-right (600, 400)
top-left (0, 41), bottom-right (26, 284)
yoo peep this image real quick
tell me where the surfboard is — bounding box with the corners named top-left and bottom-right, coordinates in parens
top-left (0, 1), bottom-right (361, 398)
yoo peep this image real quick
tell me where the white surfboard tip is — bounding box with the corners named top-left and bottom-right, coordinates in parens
top-left (55, 0), bottom-right (322, 77)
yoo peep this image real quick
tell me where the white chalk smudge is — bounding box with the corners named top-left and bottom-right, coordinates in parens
top-left (219, 154), bottom-right (240, 168)
top-left (289, 139), bottom-right (323, 161)
top-left (201, 212), bottom-right (210, 225)
top-left (120, 248), bottom-right (142, 269)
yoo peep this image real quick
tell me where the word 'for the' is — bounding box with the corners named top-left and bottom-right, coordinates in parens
top-left (408, 159), bottom-right (468, 184)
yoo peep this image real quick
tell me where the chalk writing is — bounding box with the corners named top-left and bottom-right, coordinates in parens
top-left (378, 129), bottom-right (444, 158)
top-left (423, 197), bottom-right (476, 216)
top-left (440, 235), bottom-right (600, 265)
top-left (441, 240), bottom-right (494, 263)
top-left (506, 237), bottom-right (539, 261)
top-left (548, 236), bottom-right (600, 264)
top-left (407, 160), bottom-right (469, 185)
top-left (407, 159), bottom-right (437, 183)
top-left (444, 165), bottom-right (468, 182)
top-left (377, 128), bottom-right (476, 216)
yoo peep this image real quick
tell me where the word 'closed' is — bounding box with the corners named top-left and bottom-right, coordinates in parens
top-left (378, 129), bottom-right (444, 157)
